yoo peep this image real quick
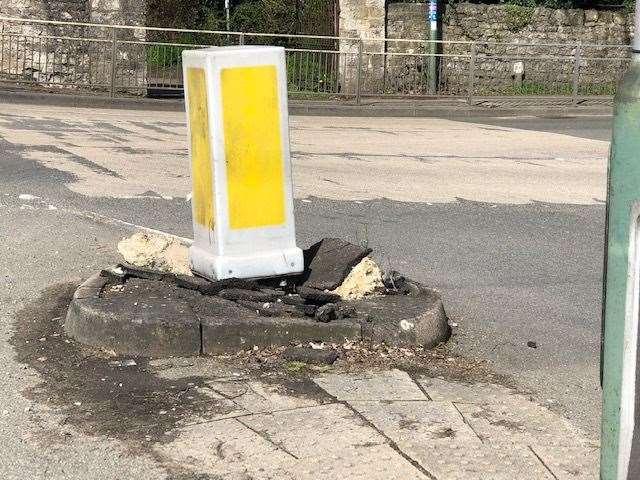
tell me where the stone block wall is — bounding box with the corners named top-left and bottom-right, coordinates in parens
top-left (443, 3), bottom-right (633, 94)
top-left (385, 3), bottom-right (431, 94)
top-left (385, 2), bottom-right (634, 95)
top-left (0, 0), bottom-right (146, 91)
top-left (338, 0), bottom-right (385, 94)
top-left (89, 0), bottom-right (147, 91)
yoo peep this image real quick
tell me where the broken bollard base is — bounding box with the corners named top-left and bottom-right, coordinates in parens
top-left (188, 244), bottom-right (304, 282)
top-left (64, 238), bottom-right (451, 358)
top-left (64, 272), bottom-right (449, 358)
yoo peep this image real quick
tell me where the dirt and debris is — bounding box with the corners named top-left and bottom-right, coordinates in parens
top-left (314, 303), bottom-right (338, 323)
top-left (282, 346), bottom-right (339, 365)
top-left (103, 237), bottom-right (420, 326)
top-left (117, 232), bottom-right (190, 276)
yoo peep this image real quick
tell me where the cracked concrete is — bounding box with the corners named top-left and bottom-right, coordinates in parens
top-left (151, 368), bottom-right (598, 479)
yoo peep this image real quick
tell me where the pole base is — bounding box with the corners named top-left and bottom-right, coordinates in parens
top-left (189, 245), bottom-right (304, 281)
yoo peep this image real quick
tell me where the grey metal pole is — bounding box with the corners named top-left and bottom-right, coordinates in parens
top-left (109, 28), bottom-right (117, 98)
top-left (572, 42), bottom-right (581, 106)
top-left (355, 39), bottom-right (363, 105)
top-left (467, 42), bottom-right (476, 105)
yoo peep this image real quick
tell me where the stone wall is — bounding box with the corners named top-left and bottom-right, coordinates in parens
top-left (89, 0), bottom-right (147, 91)
top-left (385, 2), bottom-right (634, 95)
top-left (386, 3), bottom-right (429, 94)
top-left (338, 0), bottom-right (385, 94)
top-left (0, 0), bottom-right (146, 91)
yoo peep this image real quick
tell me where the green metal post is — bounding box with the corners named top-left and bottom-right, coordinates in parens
top-left (601, 4), bottom-right (640, 479)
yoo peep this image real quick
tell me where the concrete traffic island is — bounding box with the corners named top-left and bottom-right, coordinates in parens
top-left (64, 238), bottom-right (451, 358)
top-left (65, 49), bottom-right (450, 361)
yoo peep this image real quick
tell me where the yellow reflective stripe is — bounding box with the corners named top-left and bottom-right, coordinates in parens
top-left (186, 67), bottom-right (214, 229)
top-left (221, 65), bottom-right (285, 229)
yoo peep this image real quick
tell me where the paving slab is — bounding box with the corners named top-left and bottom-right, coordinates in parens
top-left (155, 418), bottom-right (300, 480)
top-left (349, 400), bottom-right (481, 447)
top-left (314, 368), bottom-right (428, 401)
top-left (422, 444), bottom-right (556, 480)
top-left (418, 376), bottom-right (521, 403)
top-left (530, 445), bottom-right (600, 480)
top-left (158, 404), bottom-right (430, 480)
top-left (454, 398), bottom-right (589, 448)
top-left (419, 377), bottom-right (591, 447)
top-left (204, 379), bottom-right (326, 414)
top-left (349, 400), bottom-right (554, 480)
top-left (237, 403), bottom-right (430, 479)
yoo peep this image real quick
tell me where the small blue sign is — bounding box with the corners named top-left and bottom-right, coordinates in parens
top-left (428, 1), bottom-right (438, 23)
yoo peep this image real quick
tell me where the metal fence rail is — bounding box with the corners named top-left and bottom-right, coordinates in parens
top-left (0, 16), bottom-right (632, 103)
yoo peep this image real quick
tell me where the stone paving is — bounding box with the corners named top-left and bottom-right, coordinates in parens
top-left (154, 368), bottom-right (598, 479)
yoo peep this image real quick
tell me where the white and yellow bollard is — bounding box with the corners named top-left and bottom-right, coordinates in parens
top-left (182, 46), bottom-right (303, 280)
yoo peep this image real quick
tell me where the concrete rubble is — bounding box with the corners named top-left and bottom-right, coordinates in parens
top-left (117, 232), bottom-right (190, 276)
top-left (333, 256), bottom-right (385, 300)
top-left (111, 237), bottom-right (409, 324)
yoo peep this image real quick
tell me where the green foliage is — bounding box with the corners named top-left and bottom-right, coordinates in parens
top-left (231, 0), bottom-right (297, 34)
top-left (503, 4), bottom-right (534, 32)
top-left (146, 37), bottom-right (193, 67)
top-left (286, 51), bottom-right (338, 92)
top-left (285, 361), bottom-right (308, 372)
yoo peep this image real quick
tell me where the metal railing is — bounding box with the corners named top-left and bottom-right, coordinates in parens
top-left (0, 16), bottom-right (632, 104)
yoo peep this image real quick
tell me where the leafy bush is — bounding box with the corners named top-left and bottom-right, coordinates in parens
top-left (147, 33), bottom-right (197, 67)
top-left (231, 0), bottom-right (297, 34)
top-left (286, 51), bottom-right (338, 92)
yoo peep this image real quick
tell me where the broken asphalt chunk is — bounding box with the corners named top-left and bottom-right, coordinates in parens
top-left (100, 266), bottom-right (127, 284)
top-left (171, 274), bottom-right (210, 291)
top-left (199, 277), bottom-right (260, 296)
top-left (298, 286), bottom-right (341, 305)
top-left (315, 303), bottom-right (338, 323)
top-left (282, 346), bottom-right (339, 365)
top-left (219, 288), bottom-right (279, 303)
top-left (301, 237), bottom-right (372, 291)
top-left (118, 262), bottom-right (167, 282)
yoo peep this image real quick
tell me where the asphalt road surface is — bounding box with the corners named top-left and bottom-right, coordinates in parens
top-left (0, 99), bottom-right (611, 478)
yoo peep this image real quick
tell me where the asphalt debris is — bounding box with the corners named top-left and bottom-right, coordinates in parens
top-left (300, 237), bottom-right (372, 291)
top-left (282, 346), bottom-right (339, 365)
top-left (315, 303), bottom-right (339, 323)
